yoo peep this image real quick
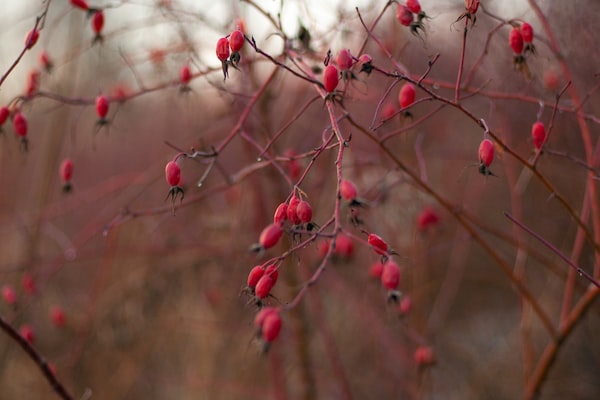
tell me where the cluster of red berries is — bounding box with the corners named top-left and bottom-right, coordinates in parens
top-left (254, 307), bottom-right (282, 352)
top-left (246, 264), bottom-right (279, 304)
top-left (396, 0), bottom-right (428, 35)
top-left (216, 28), bottom-right (245, 80)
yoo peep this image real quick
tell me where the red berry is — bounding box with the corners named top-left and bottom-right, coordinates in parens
top-left (340, 179), bottom-right (358, 201)
top-left (229, 30), bottom-right (244, 53)
top-left (180, 65), bottom-right (191, 85)
top-left (334, 233), bottom-right (354, 258)
top-left (70, 0), bottom-right (89, 10)
top-left (317, 240), bottom-right (330, 258)
top-left (406, 0), bottom-right (422, 14)
top-left (414, 346), bottom-right (435, 366)
top-left (336, 49), bottom-right (353, 70)
top-left (20, 324), bottom-right (35, 344)
top-left (397, 5), bottom-right (414, 27)
top-left (216, 37), bottom-right (230, 62)
top-left (22, 273), bottom-right (36, 295)
top-left (465, 0), bottom-right (479, 14)
top-left (50, 306), bottom-right (66, 328)
top-left (264, 264), bottom-right (279, 286)
top-left (296, 200), bottom-right (312, 224)
top-left (478, 138), bottom-right (494, 168)
top-left (247, 266), bottom-right (265, 288)
top-left (60, 159), bottom-right (74, 182)
top-left (25, 29), bottom-right (39, 50)
top-left (2, 285), bottom-right (16, 305)
top-left (262, 311), bottom-right (282, 342)
top-left (39, 51), bottom-right (53, 71)
top-left (520, 22), bottom-right (533, 43)
top-left (25, 69), bottom-right (40, 97)
top-left (323, 65), bottom-right (339, 93)
top-left (254, 306), bottom-right (277, 328)
top-left (417, 206), bottom-right (440, 231)
top-left (399, 83), bottom-right (416, 108)
top-left (287, 196), bottom-right (301, 225)
top-left (13, 112), bottom-right (27, 138)
top-left (92, 10), bottom-right (104, 35)
top-left (259, 223), bottom-right (283, 250)
top-left (255, 275), bottom-right (274, 299)
top-left (95, 94), bottom-right (109, 119)
top-left (532, 121), bottom-right (546, 150)
top-left (509, 27), bottom-right (524, 54)
top-left (273, 202), bottom-right (288, 225)
top-left (544, 69), bottom-right (560, 91)
top-left (369, 261), bottom-right (384, 279)
top-left (165, 161), bottom-right (181, 187)
top-left (0, 106), bottom-right (9, 125)
top-left (381, 260), bottom-right (400, 290)
top-left (368, 233), bottom-right (388, 255)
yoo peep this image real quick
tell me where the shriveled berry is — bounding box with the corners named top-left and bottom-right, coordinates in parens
top-left (296, 200), bottom-right (312, 224)
top-left (95, 94), bottom-right (109, 119)
top-left (397, 5), bottom-right (414, 26)
top-left (532, 122), bottom-right (546, 150)
top-left (369, 261), bottom-right (384, 279)
top-left (259, 223), bottom-right (283, 250)
top-left (216, 37), bottom-right (230, 62)
top-left (273, 202), bottom-right (288, 225)
top-left (247, 266), bottom-right (265, 288)
top-left (255, 275), bottom-right (274, 299)
top-left (92, 10), bottom-right (104, 35)
top-left (399, 83), bottom-right (416, 108)
top-left (13, 112), bottom-right (28, 138)
top-left (264, 264), bottom-right (279, 285)
top-left (520, 22), bottom-right (533, 43)
top-left (262, 311), bottom-right (282, 342)
top-left (406, 0), bottom-right (422, 14)
top-left (165, 161), bottom-right (181, 186)
top-left (340, 179), bottom-right (358, 201)
top-left (381, 260), bottom-right (400, 290)
top-left (336, 49), bottom-right (353, 71)
top-left (229, 30), bottom-right (244, 52)
top-left (509, 27), bottom-right (524, 54)
top-left (478, 138), bottom-right (494, 168)
top-left (368, 233), bottom-right (388, 255)
top-left (323, 64), bottom-right (339, 93)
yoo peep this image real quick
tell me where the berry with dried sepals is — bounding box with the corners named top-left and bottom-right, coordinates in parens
top-left (340, 179), bottom-right (358, 202)
top-left (382, 260), bottom-right (401, 302)
top-left (180, 65), bottom-right (191, 86)
top-left (165, 160), bottom-right (184, 213)
top-left (261, 310), bottom-right (282, 343)
top-left (478, 138), bottom-right (495, 176)
top-left (520, 22), bottom-right (536, 54)
top-left (287, 196), bottom-right (301, 225)
top-left (216, 37), bottom-right (230, 80)
top-left (323, 64), bottom-right (339, 93)
top-left (91, 10), bottom-right (104, 43)
top-left (229, 29), bottom-right (244, 66)
top-left (39, 51), bottom-right (53, 72)
top-left (13, 112), bottom-right (28, 151)
top-left (255, 275), bottom-right (274, 300)
top-left (368, 233), bottom-right (388, 255)
top-left (397, 5), bottom-right (413, 26)
top-left (337, 49), bottom-right (353, 71)
top-left (358, 54), bottom-right (373, 74)
top-left (247, 266), bottom-right (265, 289)
top-left (509, 27), bottom-right (524, 54)
top-left (60, 158), bottom-right (74, 193)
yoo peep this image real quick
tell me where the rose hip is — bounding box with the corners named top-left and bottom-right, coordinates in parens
top-left (531, 122), bottom-right (546, 150)
top-left (381, 260), bottom-right (400, 290)
top-left (323, 64), bottom-right (339, 93)
top-left (368, 233), bottom-right (388, 255)
top-left (399, 83), bottom-right (416, 109)
top-left (259, 223), bottom-right (283, 250)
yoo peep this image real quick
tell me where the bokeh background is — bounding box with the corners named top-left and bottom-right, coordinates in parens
top-left (1, 0), bottom-right (599, 399)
